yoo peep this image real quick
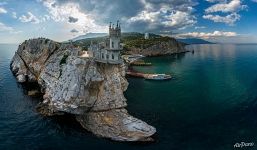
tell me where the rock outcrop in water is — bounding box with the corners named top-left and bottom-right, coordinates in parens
top-left (10, 38), bottom-right (156, 141)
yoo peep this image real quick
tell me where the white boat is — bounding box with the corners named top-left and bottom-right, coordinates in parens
top-left (144, 74), bottom-right (172, 80)
top-left (122, 54), bottom-right (145, 63)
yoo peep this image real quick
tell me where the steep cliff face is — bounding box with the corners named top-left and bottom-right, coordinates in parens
top-left (10, 38), bottom-right (156, 141)
top-left (11, 38), bottom-right (61, 83)
top-left (125, 37), bottom-right (187, 56)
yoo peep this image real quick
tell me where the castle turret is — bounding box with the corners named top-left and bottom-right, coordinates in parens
top-left (109, 20), bottom-right (121, 50)
top-left (89, 21), bottom-right (123, 64)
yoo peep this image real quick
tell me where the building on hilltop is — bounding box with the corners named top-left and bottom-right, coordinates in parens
top-left (88, 21), bottom-right (123, 64)
top-left (144, 33), bottom-right (149, 39)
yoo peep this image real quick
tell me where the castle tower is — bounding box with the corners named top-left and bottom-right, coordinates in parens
top-left (89, 20), bottom-right (123, 64)
top-left (109, 21), bottom-right (121, 50)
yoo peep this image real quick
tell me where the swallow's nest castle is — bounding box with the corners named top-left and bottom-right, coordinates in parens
top-left (88, 21), bottom-right (123, 64)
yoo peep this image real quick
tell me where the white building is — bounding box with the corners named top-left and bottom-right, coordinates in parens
top-left (144, 33), bottom-right (149, 39)
top-left (88, 21), bottom-right (123, 64)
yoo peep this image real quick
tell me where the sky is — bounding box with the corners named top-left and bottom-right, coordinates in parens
top-left (0, 0), bottom-right (257, 43)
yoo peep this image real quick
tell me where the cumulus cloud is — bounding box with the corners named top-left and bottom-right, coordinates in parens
top-left (0, 7), bottom-right (7, 14)
top-left (42, 15), bottom-right (50, 22)
top-left (176, 30), bottom-right (238, 39)
top-left (203, 0), bottom-right (246, 25)
top-left (126, 0), bottom-right (197, 32)
top-left (39, 0), bottom-right (106, 33)
top-left (68, 16), bottom-right (78, 23)
top-left (205, 0), bottom-right (246, 13)
top-left (203, 13), bottom-right (240, 25)
top-left (39, 0), bottom-right (197, 33)
top-left (19, 12), bottom-right (40, 24)
top-left (128, 7), bottom-right (196, 31)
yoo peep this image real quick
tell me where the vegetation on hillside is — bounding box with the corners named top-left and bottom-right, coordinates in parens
top-left (71, 32), bottom-right (180, 51)
top-left (123, 36), bottom-right (175, 49)
top-left (59, 54), bottom-right (69, 65)
top-left (72, 36), bottom-right (106, 50)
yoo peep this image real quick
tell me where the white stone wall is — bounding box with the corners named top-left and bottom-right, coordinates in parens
top-left (109, 37), bottom-right (120, 50)
top-left (113, 52), bottom-right (119, 61)
top-left (100, 49), bottom-right (107, 60)
top-left (107, 51), bottom-right (118, 61)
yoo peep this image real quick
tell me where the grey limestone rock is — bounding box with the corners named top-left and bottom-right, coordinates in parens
top-left (10, 38), bottom-right (156, 141)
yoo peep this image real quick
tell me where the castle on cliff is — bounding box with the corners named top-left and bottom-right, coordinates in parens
top-left (88, 21), bottom-right (123, 64)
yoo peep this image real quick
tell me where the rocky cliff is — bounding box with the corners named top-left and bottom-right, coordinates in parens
top-left (10, 38), bottom-right (156, 141)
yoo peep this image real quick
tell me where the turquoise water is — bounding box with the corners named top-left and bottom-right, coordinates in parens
top-left (1, 44), bottom-right (257, 149)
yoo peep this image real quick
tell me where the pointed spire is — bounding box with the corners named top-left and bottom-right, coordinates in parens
top-left (116, 20), bottom-right (119, 28)
top-left (109, 22), bottom-right (112, 28)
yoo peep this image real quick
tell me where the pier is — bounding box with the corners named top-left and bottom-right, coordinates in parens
top-left (126, 70), bottom-right (172, 80)
top-left (123, 54), bottom-right (172, 80)
top-left (130, 60), bottom-right (152, 66)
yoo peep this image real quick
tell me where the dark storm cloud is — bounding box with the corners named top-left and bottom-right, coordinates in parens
top-left (52, 0), bottom-right (197, 33)
top-left (68, 16), bottom-right (78, 23)
top-left (70, 29), bottom-right (79, 33)
top-left (54, 0), bottom-right (143, 21)
top-left (144, 0), bottom-right (197, 11)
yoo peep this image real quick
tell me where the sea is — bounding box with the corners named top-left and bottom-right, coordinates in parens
top-left (1, 44), bottom-right (257, 150)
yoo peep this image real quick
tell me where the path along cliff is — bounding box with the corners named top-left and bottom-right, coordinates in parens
top-left (10, 38), bottom-right (156, 141)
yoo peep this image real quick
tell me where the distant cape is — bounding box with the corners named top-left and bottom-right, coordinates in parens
top-left (176, 38), bottom-right (214, 44)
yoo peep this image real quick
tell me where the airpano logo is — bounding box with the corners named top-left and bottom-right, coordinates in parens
top-left (234, 142), bottom-right (254, 148)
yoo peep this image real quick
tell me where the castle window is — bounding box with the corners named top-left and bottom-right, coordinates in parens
top-left (112, 54), bottom-right (114, 60)
top-left (112, 42), bottom-right (114, 48)
top-left (102, 53), bottom-right (104, 59)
